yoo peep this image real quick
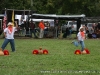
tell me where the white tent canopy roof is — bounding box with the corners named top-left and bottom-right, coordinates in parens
top-left (30, 18), bottom-right (54, 22)
top-left (32, 14), bottom-right (85, 18)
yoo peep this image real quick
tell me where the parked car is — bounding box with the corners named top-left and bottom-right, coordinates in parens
top-left (86, 23), bottom-right (93, 29)
top-left (86, 23), bottom-right (94, 34)
top-left (62, 21), bottom-right (77, 33)
top-left (66, 21), bottom-right (77, 32)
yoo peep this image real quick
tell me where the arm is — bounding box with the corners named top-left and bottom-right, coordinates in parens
top-left (4, 32), bottom-right (6, 38)
top-left (15, 21), bottom-right (18, 28)
top-left (77, 33), bottom-right (80, 42)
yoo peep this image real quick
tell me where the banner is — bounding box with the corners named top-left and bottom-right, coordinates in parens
top-left (12, 10), bottom-right (14, 26)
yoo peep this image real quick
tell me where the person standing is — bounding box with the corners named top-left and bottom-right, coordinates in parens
top-left (30, 20), bottom-right (37, 38)
top-left (44, 21), bottom-right (50, 38)
top-left (39, 20), bottom-right (45, 38)
top-left (0, 21), bottom-right (18, 52)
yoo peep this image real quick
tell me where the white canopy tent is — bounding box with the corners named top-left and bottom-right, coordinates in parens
top-left (30, 18), bottom-right (54, 22)
top-left (30, 19), bottom-right (54, 27)
top-left (15, 15), bottom-right (55, 26)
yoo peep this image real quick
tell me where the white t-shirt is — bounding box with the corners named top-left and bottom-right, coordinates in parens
top-left (77, 32), bottom-right (85, 41)
top-left (4, 27), bottom-right (17, 39)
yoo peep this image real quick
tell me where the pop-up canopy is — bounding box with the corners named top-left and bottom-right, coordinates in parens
top-left (0, 14), bottom-right (4, 19)
top-left (2, 9), bottom-right (32, 22)
top-left (30, 13), bottom-right (85, 20)
top-left (30, 13), bottom-right (86, 33)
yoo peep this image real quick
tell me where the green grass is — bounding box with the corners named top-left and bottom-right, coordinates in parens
top-left (0, 38), bottom-right (100, 75)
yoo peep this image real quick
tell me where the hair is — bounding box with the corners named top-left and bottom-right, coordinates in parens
top-left (79, 27), bottom-right (84, 32)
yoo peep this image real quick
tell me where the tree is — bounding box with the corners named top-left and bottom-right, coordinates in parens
top-left (0, 0), bottom-right (100, 17)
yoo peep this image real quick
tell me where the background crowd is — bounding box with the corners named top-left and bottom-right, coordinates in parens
top-left (15, 20), bottom-right (100, 39)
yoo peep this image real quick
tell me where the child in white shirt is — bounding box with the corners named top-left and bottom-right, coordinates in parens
top-left (72, 27), bottom-right (85, 52)
top-left (0, 22), bottom-right (18, 52)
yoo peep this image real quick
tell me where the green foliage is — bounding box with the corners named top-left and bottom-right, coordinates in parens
top-left (0, 0), bottom-right (100, 16)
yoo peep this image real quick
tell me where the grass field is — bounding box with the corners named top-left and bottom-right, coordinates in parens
top-left (0, 38), bottom-right (100, 75)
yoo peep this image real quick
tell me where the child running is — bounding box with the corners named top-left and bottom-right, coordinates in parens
top-left (72, 27), bottom-right (86, 53)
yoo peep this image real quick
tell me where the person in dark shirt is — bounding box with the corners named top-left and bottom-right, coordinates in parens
top-left (30, 20), bottom-right (37, 38)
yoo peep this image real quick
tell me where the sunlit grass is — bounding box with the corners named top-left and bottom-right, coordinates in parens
top-left (0, 38), bottom-right (100, 75)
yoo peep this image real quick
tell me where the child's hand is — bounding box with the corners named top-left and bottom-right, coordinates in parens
top-left (15, 21), bottom-right (17, 24)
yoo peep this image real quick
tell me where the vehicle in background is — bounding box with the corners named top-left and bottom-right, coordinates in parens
top-left (62, 21), bottom-right (77, 33)
top-left (86, 23), bottom-right (93, 29)
top-left (66, 21), bottom-right (77, 32)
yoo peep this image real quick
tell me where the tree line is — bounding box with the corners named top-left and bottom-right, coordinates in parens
top-left (0, 0), bottom-right (100, 17)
